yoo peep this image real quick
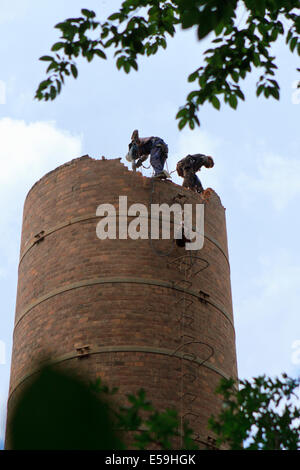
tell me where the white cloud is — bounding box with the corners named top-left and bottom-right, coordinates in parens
top-left (0, 117), bottom-right (82, 266)
top-left (235, 152), bottom-right (300, 210)
top-left (0, 118), bottom-right (82, 208)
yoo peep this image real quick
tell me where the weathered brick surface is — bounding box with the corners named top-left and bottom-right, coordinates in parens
top-left (6, 156), bottom-right (238, 448)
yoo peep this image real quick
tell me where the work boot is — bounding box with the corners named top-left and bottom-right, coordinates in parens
top-left (154, 170), bottom-right (170, 179)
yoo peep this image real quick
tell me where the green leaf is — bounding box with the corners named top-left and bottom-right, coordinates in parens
top-left (81, 9), bottom-right (96, 19)
top-left (235, 89), bottom-right (245, 101)
top-left (38, 79), bottom-right (52, 91)
top-left (258, 23), bottom-right (267, 36)
top-left (197, 18), bottom-right (213, 39)
top-left (214, 21), bottom-right (224, 36)
top-left (56, 79), bottom-right (61, 94)
top-left (55, 21), bottom-right (67, 31)
top-left (269, 87), bottom-right (279, 100)
top-left (181, 8), bottom-right (200, 29)
top-left (270, 28), bottom-right (278, 41)
top-left (51, 42), bottom-right (65, 52)
top-left (40, 55), bottom-right (54, 62)
top-left (46, 62), bottom-right (57, 73)
top-left (176, 108), bottom-right (187, 119)
top-left (229, 94), bottom-right (238, 109)
top-left (187, 90), bottom-right (199, 101)
top-left (50, 85), bottom-right (56, 100)
top-left (130, 60), bottom-right (138, 71)
top-left (256, 84), bottom-right (264, 97)
top-left (71, 64), bottom-right (78, 78)
top-left (86, 51), bottom-right (94, 62)
top-left (211, 95), bottom-right (220, 110)
top-left (199, 74), bottom-right (206, 88)
top-left (231, 70), bottom-right (239, 83)
top-left (286, 29), bottom-right (292, 44)
top-left (253, 53), bottom-right (261, 67)
top-left (124, 62), bottom-right (130, 73)
top-left (188, 71), bottom-right (198, 83)
top-left (267, 79), bottom-right (279, 87)
top-left (290, 37), bottom-right (298, 53)
top-left (35, 91), bottom-right (43, 100)
top-left (108, 13), bottom-right (121, 21)
top-left (94, 49), bottom-right (107, 59)
top-left (116, 57), bottom-right (124, 70)
top-left (178, 118), bottom-right (187, 130)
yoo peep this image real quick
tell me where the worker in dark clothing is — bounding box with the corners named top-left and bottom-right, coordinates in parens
top-left (176, 153), bottom-right (214, 193)
top-left (126, 129), bottom-right (169, 178)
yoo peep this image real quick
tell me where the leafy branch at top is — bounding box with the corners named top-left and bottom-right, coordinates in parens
top-left (36, 1), bottom-right (300, 129)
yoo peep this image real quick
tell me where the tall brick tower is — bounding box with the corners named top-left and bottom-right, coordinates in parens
top-left (6, 155), bottom-right (238, 448)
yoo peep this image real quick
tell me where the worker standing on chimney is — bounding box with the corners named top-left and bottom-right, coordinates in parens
top-left (126, 129), bottom-right (169, 178)
top-left (176, 154), bottom-right (214, 194)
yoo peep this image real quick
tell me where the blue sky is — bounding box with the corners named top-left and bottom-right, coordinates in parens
top-left (0, 0), bottom-right (300, 445)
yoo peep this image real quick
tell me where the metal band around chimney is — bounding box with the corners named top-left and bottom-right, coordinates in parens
top-left (14, 277), bottom-right (234, 333)
top-left (19, 213), bottom-right (230, 267)
top-left (7, 344), bottom-right (232, 404)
